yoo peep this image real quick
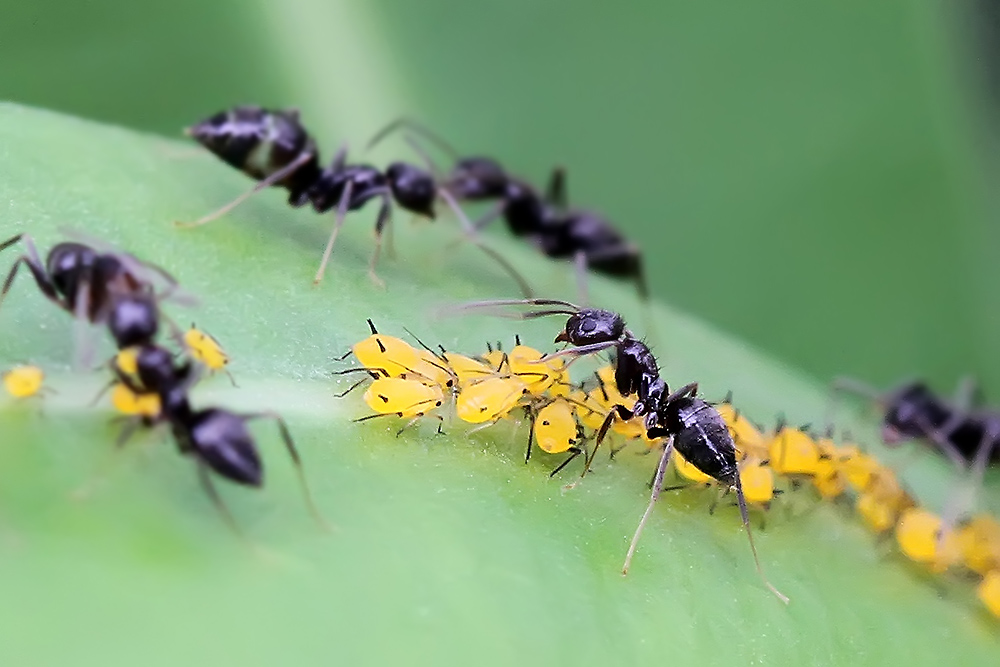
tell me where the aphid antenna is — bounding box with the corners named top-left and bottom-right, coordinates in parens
top-left (402, 327), bottom-right (444, 359)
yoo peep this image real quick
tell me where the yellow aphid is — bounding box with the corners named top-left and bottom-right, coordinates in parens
top-left (812, 457), bottom-right (846, 499)
top-left (839, 446), bottom-right (880, 492)
top-left (673, 450), bottom-right (713, 484)
top-left (455, 376), bottom-right (527, 424)
top-left (184, 326), bottom-right (230, 371)
top-left (570, 388), bottom-right (607, 431)
top-left (440, 351), bottom-right (496, 386)
top-left (768, 426), bottom-right (820, 476)
top-left (956, 515), bottom-right (1000, 575)
top-left (110, 383), bottom-right (161, 418)
top-left (977, 570), bottom-right (1000, 619)
top-left (404, 349), bottom-right (455, 389)
top-left (115, 347), bottom-right (140, 376)
top-left (508, 345), bottom-right (567, 396)
top-left (856, 469), bottom-right (913, 534)
top-left (3, 365), bottom-right (44, 398)
top-left (362, 377), bottom-right (444, 418)
top-left (717, 404), bottom-right (768, 461)
top-left (740, 461), bottom-right (776, 505)
top-left (533, 400), bottom-right (578, 454)
top-left (480, 348), bottom-right (506, 371)
top-left (895, 508), bottom-right (960, 573)
top-left (352, 332), bottom-right (419, 377)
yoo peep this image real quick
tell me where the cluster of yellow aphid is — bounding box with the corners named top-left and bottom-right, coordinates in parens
top-left (343, 322), bottom-right (1000, 619)
top-left (2, 325), bottom-right (231, 420)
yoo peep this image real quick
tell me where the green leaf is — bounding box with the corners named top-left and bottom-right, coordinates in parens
top-left (0, 104), bottom-right (998, 666)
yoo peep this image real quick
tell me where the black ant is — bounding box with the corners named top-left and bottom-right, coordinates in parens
top-left (179, 106), bottom-right (532, 294)
top-left (0, 233), bottom-right (184, 365)
top-left (447, 298), bottom-right (788, 603)
top-left (368, 118), bottom-right (648, 304)
top-left (111, 342), bottom-right (329, 537)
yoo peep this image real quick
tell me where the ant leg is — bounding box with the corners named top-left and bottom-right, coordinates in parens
top-left (574, 250), bottom-right (590, 307)
top-left (545, 166), bottom-right (568, 210)
top-left (367, 193), bottom-right (392, 289)
top-left (622, 437), bottom-right (675, 574)
top-left (0, 236), bottom-right (63, 312)
top-left (175, 152), bottom-right (316, 228)
top-left (312, 180), bottom-right (354, 286)
top-left (195, 460), bottom-right (255, 545)
top-left (365, 117), bottom-right (460, 161)
top-left (549, 447), bottom-right (583, 478)
top-left (71, 416), bottom-right (145, 500)
top-left (245, 411), bottom-right (332, 532)
top-left (402, 134), bottom-right (446, 181)
top-left (733, 472), bottom-right (789, 603)
top-left (664, 382), bottom-right (699, 403)
top-left (71, 275), bottom-right (97, 373)
top-left (952, 375), bottom-right (979, 413)
top-left (437, 189), bottom-right (535, 298)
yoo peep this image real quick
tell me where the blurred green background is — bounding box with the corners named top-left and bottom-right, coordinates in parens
top-left (0, 0), bottom-right (995, 396)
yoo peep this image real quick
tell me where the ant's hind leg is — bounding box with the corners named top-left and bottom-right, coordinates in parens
top-left (545, 167), bottom-right (568, 210)
top-left (0, 235), bottom-right (62, 312)
top-left (245, 411), bottom-right (333, 532)
top-left (313, 181), bottom-right (354, 286)
top-left (175, 152), bottom-right (316, 228)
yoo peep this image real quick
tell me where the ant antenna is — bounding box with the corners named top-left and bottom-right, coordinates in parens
top-left (366, 117), bottom-right (460, 160)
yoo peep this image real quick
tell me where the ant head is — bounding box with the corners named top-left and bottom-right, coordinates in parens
top-left (446, 157), bottom-right (509, 200)
top-left (46, 242), bottom-right (97, 298)
top-left (386, 162), bottom-right (436, 218)
top-left (555, 309), bottom-right (625, 346)
top-left (188, 409), bottom-right (262, 486)
top-left (883, 381), bottom-right (940, 439)
top-left (108, 294), bottom-right (159, 349)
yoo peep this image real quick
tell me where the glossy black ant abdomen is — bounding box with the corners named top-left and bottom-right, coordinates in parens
top-left (178, 408), bottom-right (263, 487)
top-left (385, 162), bottom-right (437, 219)
top-left (184, 106), bottom-right (321, 209)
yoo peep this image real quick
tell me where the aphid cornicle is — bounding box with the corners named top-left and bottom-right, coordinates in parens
top-left (446, 298), bottom-right (788, 603)
top-left (181, 107), bottom-right (532, 294)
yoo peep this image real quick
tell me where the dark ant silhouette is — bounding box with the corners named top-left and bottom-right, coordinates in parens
top-left (111, 342), bottom-right (329, 537)
top-left (0, 233), bottom-right (184, 365)
top-left (446, 298), bottom-right (788, 603)
top-left (367, 118), bottom-right (648, 304)
top-left (179, 106), bottom-right (532, 294)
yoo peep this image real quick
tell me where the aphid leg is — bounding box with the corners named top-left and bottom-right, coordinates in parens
top-left (313, 180), bottom-right (354, 286)
top-left (549, 447), bottom-right (584, 478)
top-left (333, 376), bottom-right (374, 399)
top-left (437, 188), bottom-right (535, 298)
top-left (367, 193), bottom-right (393, 289)
top-left (0, 235), bottom-right (63, 312)
top-left (245, 411), bottom-right (332, 532)
top-left (545, 167), bottom-right (568, 210)
top-left (574, 250), bottom-right (590, 307)
top-left (525, 408), bottom-right (535, 464)
top-left (733, 472), bottom-right (790, 604)
top-left (175, 152), bottom-right (316, 228)
top-left (622, 437), bottom-right (675, 575)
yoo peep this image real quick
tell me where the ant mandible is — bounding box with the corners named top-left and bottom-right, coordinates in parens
top-left (447, 298), bottom-right (788, 603)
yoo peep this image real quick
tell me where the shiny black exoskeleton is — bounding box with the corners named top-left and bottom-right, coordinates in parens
top-left (114, 343), bottom-right (325, 532)
top-left (183, 106), bottom-right (439, 285)
top-left (0, 234), bottom-right (177, 360)
top-left (464, 298), bottom-right (786, 601)
top-left (367, 118), bottom-right (649, 300)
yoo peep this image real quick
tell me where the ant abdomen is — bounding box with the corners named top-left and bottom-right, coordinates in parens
top-left (663, 398), bottom-right (739, 485)
top-left (186, 409), bottom-right (264, 487)
top-left (187, 106), bottom-right (321, 203)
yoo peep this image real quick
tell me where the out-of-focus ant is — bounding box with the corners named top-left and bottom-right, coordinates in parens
top-left (178, 106), bottom-right (532, 294)
top-left (368, 119), bottom-right (648, 304)
top-left (446, 298), bottom-right (788, 603)
top-left (111, 343), bottom-right (329, 538)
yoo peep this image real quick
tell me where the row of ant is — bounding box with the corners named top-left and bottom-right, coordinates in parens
top-left (0, 232), bottom-right (327, 537)
top-left (178, 106), bottom-right (646, 303)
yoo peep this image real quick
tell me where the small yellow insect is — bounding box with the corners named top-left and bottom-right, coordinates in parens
top-left (507, 344), bottom-right (569, 397)
top-left (184, 324), bottom-right (231, 372)
top-left (348, 319), bottom-right (420, 377)
top-left (716, 402), bottom-right (768, 461)
top-left (3, 365), bottom-right (45, 399)
top-left (856, 467), bottom-right (914, 534)
top-left (110, 383), bottom-right (162, 418)
top-left (439, 351), bottom-right (497, 387)
top-left (673, 450), bottom-right (713, 484)
top-left (837, 445), bottom-right (881, 492)
top-left (115, 347), bottom-right (140, 376)
top-left (955, 515), bottom-right (1000, 576)
top-left (977, 569), bottom-right (1000, 619)
top-left (767, 424), bottom-right (820, 476)
top-left (362, 377), bottom-right (445, 419)
top-left (740, 460), bottom-right (776, 506)
top-left (455, 376), bottom-right (528, 425)
top-left (532, 399), bottom-right (579, 455)
top-left (811, 457), bottom-right (846, 500)
top-left (895, 507), bottom-right (960, 573)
